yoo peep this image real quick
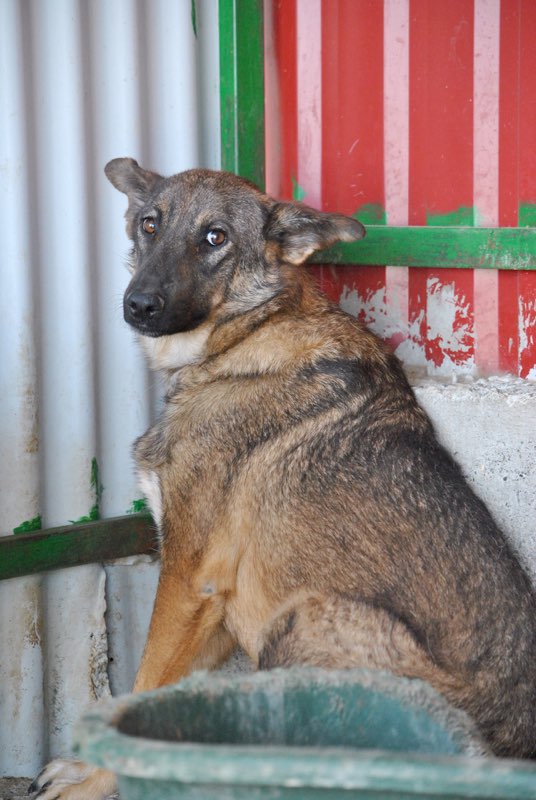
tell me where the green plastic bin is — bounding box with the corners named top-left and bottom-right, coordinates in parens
top-left (74, 667), bottom-right (536, 799)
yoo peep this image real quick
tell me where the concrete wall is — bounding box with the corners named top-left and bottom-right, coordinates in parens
top-left (416, 376), bottom-right (536, 581)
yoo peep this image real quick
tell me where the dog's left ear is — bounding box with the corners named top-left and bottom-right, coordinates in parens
top-left (105, 157), bottom-right (163, 238)
top-left (265, 201), bottom-right (366, 265)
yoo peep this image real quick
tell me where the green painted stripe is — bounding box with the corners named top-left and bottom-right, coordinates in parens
top-left (68, 457), bottom-right (103, 524)
top-left (312, 225), bottom-right (536, 270)
top-left (519, 203), bottom-right (536, 228)
top-left (354, 202), bottom-right (387, 226)
top-left (291, 176), bottom-right (305, 202)
top-left (191, 0), bottom-right (197, 38)
top-left (219, 0), bottom-right (265, 187)
top-left (127, 498), bottom-right (148, 514)
top-left (0, 514), bottom-right (158, 581)
top-left (13, 515), bottom-right (42, 535)
top-left (426, 206), bottom-right (474, 226)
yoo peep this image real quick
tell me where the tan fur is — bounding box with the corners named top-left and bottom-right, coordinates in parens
top-left (133, 301), bottom-right (447, 689)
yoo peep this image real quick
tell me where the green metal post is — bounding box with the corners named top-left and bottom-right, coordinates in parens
top-left (219, 0), bottom-right (265, 188)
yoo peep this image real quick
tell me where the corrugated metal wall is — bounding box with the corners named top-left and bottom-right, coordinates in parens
top-left (0, 0), bottom-right (220, 777)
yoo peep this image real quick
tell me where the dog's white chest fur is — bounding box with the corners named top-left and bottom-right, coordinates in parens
top-left (137, 468), bottom-right (163, 530)
top-left (136, 327), bottom-right (213, 529)
top-left (140, 326), bottom-right (211, 371)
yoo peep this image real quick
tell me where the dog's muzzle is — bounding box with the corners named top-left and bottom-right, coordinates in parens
top-left (124, 290), bottom-right (165, 330)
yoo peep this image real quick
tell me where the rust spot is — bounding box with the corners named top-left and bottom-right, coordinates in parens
top-left (26, 434), bottom-right (39, 454)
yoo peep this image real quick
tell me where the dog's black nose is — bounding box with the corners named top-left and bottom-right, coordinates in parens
top-left (125, 291), bottom-right (165, 321)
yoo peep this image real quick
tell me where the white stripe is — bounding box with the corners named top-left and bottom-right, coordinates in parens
top-left (263, 0), bottom-right (281, 195)
top-left (384, 0), bottom-right (409, 227)
top-left (473, 0), bottom-right (500, 227)
top-left (384, 0), bottom-right (409, 339)
top-left (473, 0), bottom-right (500, 373)
top-left (296, 0), bottom-right (322, 207)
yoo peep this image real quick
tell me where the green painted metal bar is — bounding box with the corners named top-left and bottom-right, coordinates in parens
top-left (219, 0), bottom-right (265, 188)
top-left (312, 225), bottom-right (536, 269)
top-left (0, 514), bottom-right (158, 581)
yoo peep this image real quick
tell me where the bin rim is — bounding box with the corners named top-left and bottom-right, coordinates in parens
top-left (74, 669), bottom-right (536, 798)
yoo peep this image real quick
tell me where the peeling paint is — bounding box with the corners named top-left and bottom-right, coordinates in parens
top-left (13, 515), bottom-right (42, 534)
top-left (0, 576), bottom-right (46, 775)
top-left (291, 176), bottom-right (305, 201)
top-left (89, 629), bottom-right (111, 702)
top-left (426, 206), bottom-right (474, 226)
top-left (44, 566), bottom-right (111, 758)
top-left (22, 582), bottom-right (43, 648)
top-left (69, 458), bottom-right (103, 524)
top-left (519, 295), bottom-right (536, 380)
top-left (519, 202), bottom-right (536, 227)
top-left (191, 0), bottom-right (197, 38)
top-left (127, 498), bottom-right (148, 514)
top-left (338, 277), bottom-right (475, 377)
top-left (423, 277), bottom-right (474, 373)
top-left (353, 202), bottom-right (387, 225)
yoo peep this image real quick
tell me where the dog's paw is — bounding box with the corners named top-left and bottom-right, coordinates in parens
top-left (28, 759), bottom-right (117, 800)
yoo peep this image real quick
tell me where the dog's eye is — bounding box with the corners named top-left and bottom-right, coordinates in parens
top-left (206, 229), bottom-right (226, 247)
top-left (142, 217), bottom-right (157, 235)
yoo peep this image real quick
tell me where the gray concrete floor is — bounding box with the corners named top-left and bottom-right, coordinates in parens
top-left (0, 778), bottom-right (31, 800)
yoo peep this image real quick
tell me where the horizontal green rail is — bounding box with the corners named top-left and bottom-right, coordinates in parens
top-left (0, 514), bottom-right (158, 581)
top-left (313, 225), bottom-right (536, 269)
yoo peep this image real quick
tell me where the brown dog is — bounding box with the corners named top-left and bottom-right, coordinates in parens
top-left (32, 160), bottom-right (536, 799)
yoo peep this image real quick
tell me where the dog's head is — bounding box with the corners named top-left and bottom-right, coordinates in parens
top-left (105, 158), bottom-right (365, 345)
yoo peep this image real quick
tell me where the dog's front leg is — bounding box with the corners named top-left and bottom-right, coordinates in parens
top-left (133, 564), bottom-right (233, 691)
top-left (28, 762), bottom-right (117, 800)
top-left (30, 566), bottom-right (233, 800)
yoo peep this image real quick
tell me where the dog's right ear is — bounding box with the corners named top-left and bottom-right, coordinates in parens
top-left (265, 200), bottom-right (366, 265)
top-left (104, 157), bottom-right (163, 238)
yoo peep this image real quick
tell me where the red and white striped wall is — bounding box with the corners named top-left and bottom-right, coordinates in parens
top-left (265, 0), bottom-right (536, 379)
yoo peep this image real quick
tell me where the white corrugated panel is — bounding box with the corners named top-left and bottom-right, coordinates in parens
top-left (0, 0), bottom-right (220, 776)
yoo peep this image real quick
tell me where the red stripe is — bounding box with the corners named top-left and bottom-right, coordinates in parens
top-left (408, 0), bottom-right (475, 373)
top-left (518, 0), bottom-right (536, 378)
top-left (518, 0), bottom-right (536, 211)
top-left (519, 273), bottom-right (536, 380)
top-left (319, 1), bottom-right (385, 334)
top-left (321, 0), bottom-right (384, 216)
top-left (409, 1), bottom-right (474, 222)
top-left (498, 0), bottom-right (520, 229)
top-left (269, 0), bottom-right (298, 201)
top-left (498, 0), bottom-right (520, 373)
top-left (313, 265), bottom-right (386, 324)
top-left (498, 270), bottom-right (519, 373)
top-left (498, 0), bottom-right (536, 377)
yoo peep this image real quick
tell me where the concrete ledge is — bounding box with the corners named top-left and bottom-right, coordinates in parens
top-left (414, 376), bottom-right (536, 582)
top-left (0, 777), bottom-right (31, 800)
